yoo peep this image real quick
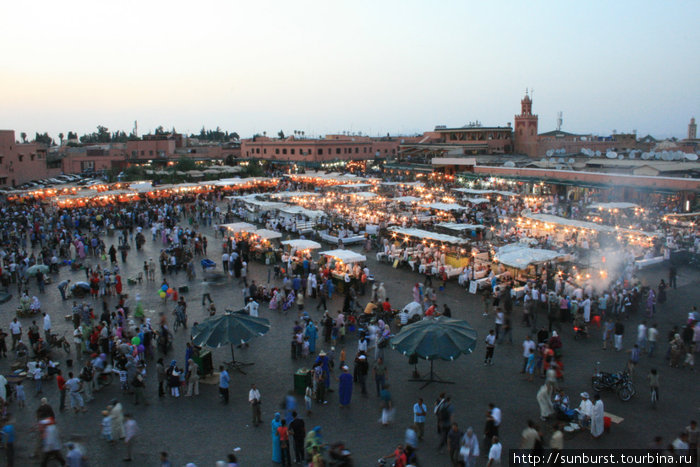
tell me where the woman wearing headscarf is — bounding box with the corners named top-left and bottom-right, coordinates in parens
top-left (271, 413), bottom-right (282, 463)
top-left (305, 321), bottom-right (318, 355)
top-left (338, 366), bottom-right (353, 408)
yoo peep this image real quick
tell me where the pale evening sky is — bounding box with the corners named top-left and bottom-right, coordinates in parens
top-left (1, 0), bottom-right (698, 141)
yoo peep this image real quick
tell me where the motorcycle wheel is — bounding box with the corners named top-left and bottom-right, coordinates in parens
top-left (592, 380), bottom-right (606, 392)
top-left (617, 385), bottom-right (633, 401)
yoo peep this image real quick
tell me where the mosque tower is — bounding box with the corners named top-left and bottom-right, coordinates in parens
top-left (514, 89), bottom-right (539, 157)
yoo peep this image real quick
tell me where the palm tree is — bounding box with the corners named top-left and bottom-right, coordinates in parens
top-left (58, 133), bottom-right (64, 146)
top-left (20, 132), bottom-right (27, 143)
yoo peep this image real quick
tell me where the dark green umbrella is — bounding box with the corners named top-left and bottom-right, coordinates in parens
top-left (390, 316), bottom-right (477, 387)
top-left (191, 310), bottom-right (270, 374)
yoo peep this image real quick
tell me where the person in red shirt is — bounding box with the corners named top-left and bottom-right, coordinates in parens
top-left (381, 444), bottom-right (407, 467)
top-left (382, 298), bottom-right (392, 313)
top-left (55, 369), bottom-right (67, 412)
top-left (277, 419), bottom-right (291, 466)
top-left (425, 304), bottom-right (437, 317)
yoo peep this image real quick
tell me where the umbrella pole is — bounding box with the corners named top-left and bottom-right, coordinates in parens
top-left (226, 343), bottom-right (254, 374)
top-left (409, 360), bottom-right (456, 389)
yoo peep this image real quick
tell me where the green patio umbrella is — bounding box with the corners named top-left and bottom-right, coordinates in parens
top-left (191, 310), bottom-right (271, 374)
top-left (26, 264), bottom-right (50, 276)
top-left (390, 316), bottom-right (477, 387)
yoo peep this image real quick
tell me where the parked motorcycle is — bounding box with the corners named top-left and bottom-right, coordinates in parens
top-left (591, 362), bottom-right (636, 401)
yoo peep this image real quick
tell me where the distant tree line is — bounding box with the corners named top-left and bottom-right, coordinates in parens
top-left (16, 125), bottom-right (241, 146)
top-left (190, 126), bottom-right (239, 142)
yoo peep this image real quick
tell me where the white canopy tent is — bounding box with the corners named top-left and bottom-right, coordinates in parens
top-left (277, 205), bottom-right (326, 220)
top-left (220, 222), bottom-right (256, 233)
top-left (392, 196), bottom-right (422, 203)
top-left (437, 222), bottom-right (485, 231)
top-left (465, 197), bottom-right (490, 204)
top-left (349, 191), bottom-right (377, 199)
top-left (588, 202), bottom-right (639, 210)
top-left (250, 229), bottom-right (282, 240)
top-left (319, 249), bottom-right (367, 263)
top-left (424, 202), bottom-right (468, 212)
top-left (269, 191), bottom-right (320, 199)
top-left (523, 213), bottom-right (617, 233)
top-left (453, 188), bottom-right (517, 196)
top-left (494, 245), bottom-right (568, 270)
top-left (388, 227), bottom-right (468, 245)
top-left (281, 239), bottom-right (322, 250)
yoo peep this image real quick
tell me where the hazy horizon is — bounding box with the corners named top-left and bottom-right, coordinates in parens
top-left (1, 0), bottom-right (698, 142)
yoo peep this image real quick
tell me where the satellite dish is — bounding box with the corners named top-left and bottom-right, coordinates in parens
top-left (540, 158), bottom-right (547, 163)
top-left (661, 152), bottom-right (671, 161)
top-left (606, 151), bottom-right (617, 159)
top-left (641, 152), bottom-right (650, 160)
top-left (685, 153), bottom-right (698, 161)
top-left (554, 164), bottom-right (562, 170)
top-left (568, 158), bottom-right (575, 164)
top-left (673, 151), bottom-right (683, 160)
top-left (628, 150), bottom-right (637, 159)
top-left (618, 154), bottom-right (624, 159)
top-left (654, 152), bottom-right (661, 160)
top-left (558, 148), bottom-right (566, 154)
top-left (595, 150), bottom-right (602, 157)
top-left (546, 149), bottom-right (554, 157)
top-left (504, 161), bottom-right (515, 167)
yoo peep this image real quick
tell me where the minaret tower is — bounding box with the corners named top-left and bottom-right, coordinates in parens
top-left (514, 89), bottom-right (539, 157)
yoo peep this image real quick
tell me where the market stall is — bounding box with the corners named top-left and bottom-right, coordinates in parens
top-left (319, 249), bottom-right (367, 294)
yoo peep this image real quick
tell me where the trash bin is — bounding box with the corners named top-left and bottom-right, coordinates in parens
top-left (194, 350), bottom-right (213, 376)
top-left (294, 368), bottom-right (312, 395)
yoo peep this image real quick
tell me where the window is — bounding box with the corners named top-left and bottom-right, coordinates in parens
top-left (256, 148), bottom-right (260, 154)
top-left (355, 148), bottom-right (358, 154)
top-left (336, 148), bottom-right (341, 155)
top-left (364, 147), bottom-right (367, 153)
top-left (283, 149), bottom-right (287, 155)
top-left (149, 150), bottom-right (154, 156)
top-left (291, 149), bottom-right (295, 155)
top-left (275, 148), bottom-right (280, 155)
top-left (141, 151), bottom-right (145, 156)
top-left (264, 149), bottom-right (267, 154)
top-left (18, 155), bottom-right (23, 162)
top-left (318, 148), bottom-right (323, 155)
top-left (30, 154), bottom-right (35, 161)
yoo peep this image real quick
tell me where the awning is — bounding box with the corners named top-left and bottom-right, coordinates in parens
top-left (319, 249), bottom-right (367, 263)
top-left (221, 222), bottom-right (257, 233)
top-left (281, 239), bottom-right (322, 250)
top-left (250, 229), bottom-right (282, 240)
top-left (437, 222), bottom-right (485, 231)
top-left (494, 245), bottom-right (568, 269)
top-left (388, 227), bottom-right (468, 245)
top-left (424, 202), bottom-right (467, 212)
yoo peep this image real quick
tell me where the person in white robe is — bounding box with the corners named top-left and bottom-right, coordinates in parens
top-left (536, 384), bottom-right (554, 420)
top-left (590, 394), bottom-right (605, 438)
top-left (575, 392), bottom-right (593, 427)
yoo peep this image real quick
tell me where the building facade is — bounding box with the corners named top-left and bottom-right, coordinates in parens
top-left (0, 130), bottom-right (60, 187)
top-left (240, 134), bottom-right (402, 164)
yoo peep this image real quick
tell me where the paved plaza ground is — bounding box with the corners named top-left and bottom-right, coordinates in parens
top-left (2, 213), bottom-right (699, 466)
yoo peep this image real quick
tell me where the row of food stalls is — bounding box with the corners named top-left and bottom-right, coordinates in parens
top-left (5, 178), bottom-right (282, 208)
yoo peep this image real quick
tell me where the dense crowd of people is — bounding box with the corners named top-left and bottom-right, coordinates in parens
top-left (0, 174), bottom-right (697, 466)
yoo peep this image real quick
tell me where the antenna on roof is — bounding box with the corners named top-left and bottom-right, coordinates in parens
top-left (557, 112), bottom-right (563, 131)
